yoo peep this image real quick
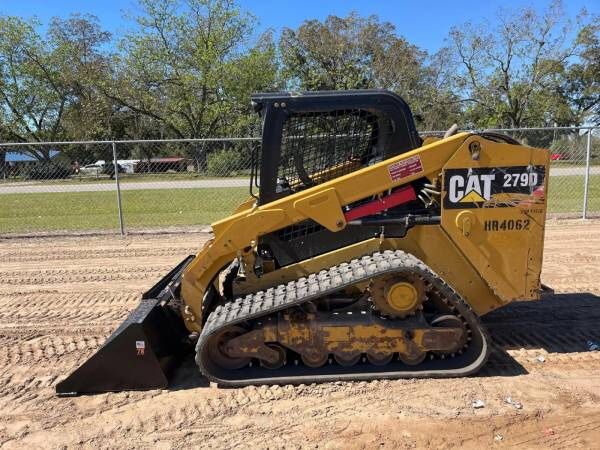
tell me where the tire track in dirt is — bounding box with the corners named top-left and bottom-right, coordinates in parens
top-left (480, 292), bottom-right (600, 374)
top-left (0, 307), bottom-right (130, 328)
top-left (0, 235), bottom-right (178, 418)
top-left (35, 374), bottom-right (588, 449)
top-left (0, 291), bottom-right (139, 329)
top-left (0, 265), bottom-right (174, 286)
top-left (0, 335), bottom-right (111, 416)
top-left (461, 412), bottom-right (600, 449)
top-left (1, 247), bottom-right (192, 264)
top-left (0, 328), bottom-right (115, 414)
top-left (0, 331), bottom-right (111, 367)
top-left (4, 382), bottom-right (387, 447)
top-left (0, 291), bottom-right (139, 310)
top-left (490, 327), bottom-right (600, 352)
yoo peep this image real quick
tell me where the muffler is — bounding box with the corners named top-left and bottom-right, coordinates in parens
top-left (56, 256), bottom-right (195, 396)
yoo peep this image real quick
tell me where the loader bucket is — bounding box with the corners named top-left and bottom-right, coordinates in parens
top-left (56, 256), bottom-right (195, 396)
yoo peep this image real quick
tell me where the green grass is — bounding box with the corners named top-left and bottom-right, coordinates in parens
top-left (549, 161), bottom-right (596, 168)
top-left (547, 175), bottom-right (600, 214)
top-left (0, 175), bottom-right (598, 234)
top-left (0, 187), bottom-right (248, 233)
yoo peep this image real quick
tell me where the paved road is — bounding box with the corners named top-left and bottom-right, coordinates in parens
top-left (550, 166), bottom-right (600, 177)
top-left (0, 178), bottom-right (250, 194)
top-left (0, 166), bottom-right (598, 194)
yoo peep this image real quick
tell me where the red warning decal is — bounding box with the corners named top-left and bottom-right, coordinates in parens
top-left (388, 155), bottom-right (423, 182)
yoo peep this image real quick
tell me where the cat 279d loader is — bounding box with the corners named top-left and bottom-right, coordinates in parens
top-left (56, 90), bottom-right (549, 394)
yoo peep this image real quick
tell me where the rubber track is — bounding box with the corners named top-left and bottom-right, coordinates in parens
top-left (196, 250), bottom-right (490, 386)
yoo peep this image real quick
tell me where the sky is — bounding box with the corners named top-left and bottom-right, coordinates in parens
top-left (0, 0), bottom-right (597, 52)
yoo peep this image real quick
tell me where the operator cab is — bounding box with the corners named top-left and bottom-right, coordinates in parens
top-left (250, 90), bottom-right (422, 204)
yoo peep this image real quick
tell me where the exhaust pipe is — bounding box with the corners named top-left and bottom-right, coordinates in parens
top-left (56, 256), bottom-right (195, 396)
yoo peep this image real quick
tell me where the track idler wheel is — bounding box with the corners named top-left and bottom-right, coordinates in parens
top-left (208, 326), bottom-right (251, 370)
top-left (431, 314), bottom-right (467, 355)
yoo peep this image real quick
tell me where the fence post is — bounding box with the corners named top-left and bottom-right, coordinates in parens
top-left (582, 130), bottom-right (592, 220)
top-left (112, 141), bottom-right (125, 235)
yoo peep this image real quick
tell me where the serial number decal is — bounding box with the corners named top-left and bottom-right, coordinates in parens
top-left (520, 208), bottom-right (544, 215)
top-left (484, 219), bottom-right (530, 231)
top-left (388, 155), bottom-right (423, 182)
top-left (443, 165), bottom-right (545, 209)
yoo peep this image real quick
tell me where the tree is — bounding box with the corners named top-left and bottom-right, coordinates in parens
top-left (278, 13), bottom-right (461, 129)
top-left (0, 14), bottom-right (113, 164)
top-left (447, 1), bottom-right (595, 128)
top-left (104, 0), bottom-right (277, 141)
top-left (416, 48), bottom-right (464, 130)
top-left (0, 16), bottom-right (69, 155)
top-left (48, 14), bottom-right (114, 140)
top-left (1, 2), bottom-right (596, 143)
top-left (563, 14), bottom-right (600, 125)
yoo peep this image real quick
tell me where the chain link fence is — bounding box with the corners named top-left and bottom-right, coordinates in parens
top-left (495, 127), bottom-right (599, 219)
top-left (1, 127), bottom-right (598, 236)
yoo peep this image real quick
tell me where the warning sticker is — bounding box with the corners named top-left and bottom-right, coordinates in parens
top-left (388, 155), bottom-right (423, 182)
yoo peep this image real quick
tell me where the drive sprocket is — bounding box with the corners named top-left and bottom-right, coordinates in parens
top-left (369, 274), bottom-right (425, 318)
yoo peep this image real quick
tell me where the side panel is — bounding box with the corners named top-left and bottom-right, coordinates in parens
top-left (441, 136), bottom-right (550, 302)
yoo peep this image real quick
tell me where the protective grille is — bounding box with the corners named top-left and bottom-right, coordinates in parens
top-left (277, 220), bottom-right (323, 242)
top-left (278, 110), bottom-right (383, 192)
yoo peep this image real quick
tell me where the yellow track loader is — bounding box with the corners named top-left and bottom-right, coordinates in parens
top-left (57, 90), bottom-right (549, 394)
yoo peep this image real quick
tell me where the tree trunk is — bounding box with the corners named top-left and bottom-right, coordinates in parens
top-left (193, 142), bottom-right (207, 173)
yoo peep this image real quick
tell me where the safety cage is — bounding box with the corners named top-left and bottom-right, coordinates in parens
top-left (250, 90), bottom-right (422, 204)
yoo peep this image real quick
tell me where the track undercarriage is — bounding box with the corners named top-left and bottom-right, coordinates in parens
top-left (196, 250), bottom-right (490, 386)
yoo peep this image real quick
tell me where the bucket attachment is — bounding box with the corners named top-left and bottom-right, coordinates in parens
top-left (56, 256), bottom-right (195, 396)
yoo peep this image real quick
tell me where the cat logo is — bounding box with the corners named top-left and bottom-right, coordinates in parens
top-left (443, 165), bottom-right (546, 209)
top-left (447, 173), bottom-right (496, 204)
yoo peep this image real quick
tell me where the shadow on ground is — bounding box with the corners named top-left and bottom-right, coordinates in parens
top-left (169, 355), bottom-right (210, 390)
top-left (479, 292), bottom-right (600, 377)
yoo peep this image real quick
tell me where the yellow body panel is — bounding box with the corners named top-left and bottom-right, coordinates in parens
top-left (232, 197), bottom-right (257, 214)
top-left (180, 132), bottom-right (549, 332)
top-left (293, 188), bottom-right (347, 231)
top-left (440, 137), bottom-right (549, 301)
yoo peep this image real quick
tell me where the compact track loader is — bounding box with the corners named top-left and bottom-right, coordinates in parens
top-left (57, 90), bottom-right (549, 394)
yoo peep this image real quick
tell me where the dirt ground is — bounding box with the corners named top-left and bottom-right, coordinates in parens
top-left (1, 219), bottom-right (600, 449)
